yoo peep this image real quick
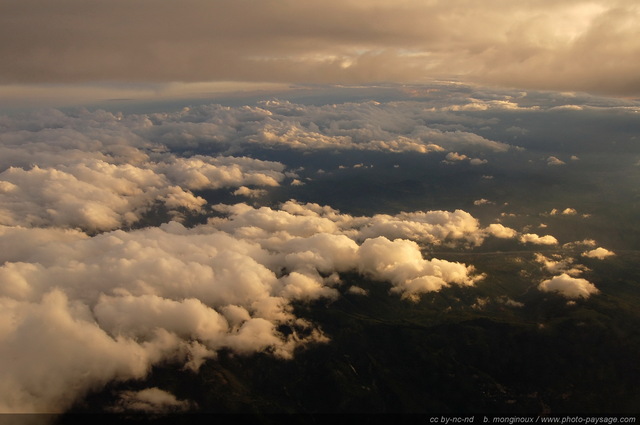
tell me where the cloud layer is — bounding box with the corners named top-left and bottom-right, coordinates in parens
top-left (1, 196), bottom-right (501, 412)
top-left (140, 100), bottom-right (512, 154)
top-left (0, 102), bottom-right (519, 233)
top-left (0, 108), bottom-right (289, 231)
top-left (0, 95), bottom-right (616, 414)
top-left (2, 0), bottom-right (640, 95)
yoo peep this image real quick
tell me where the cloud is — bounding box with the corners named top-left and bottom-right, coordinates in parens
top-left (211, 201), bottom-right (493, 247)
top-left (0, 156), bottom-right (287, 232)
top-left (469, 158), bottom-right (488, 165)
top-left (413, 127), bottom-right (511, 152)
top-left (243, 102), bottom-right (510, 154)
top-left (1, 103), bottom-right (512, 172)
top-left (538, 273), bottom-right (599, 299)
top-left (0, 92), bottom-right (600, 414)
top-left (357, 237), bottom-right (483, 301)
top-left (233, 186), bottom-right (268, 198)
top-left (547, 156), bottom-right (566, 166)
top-left (110, 388), bottom-right (193, 413)
top-left (153, 156), bottom-right (285, 190)
top-left (279, 272), bottom-right (339, 302)
top-left (534, 253), bottom-right (586, 276)
top-left (0, 109), bottom-right (295, 231)
top-left (472, 296), bottom-right (524, 310)
top-left (280, 233), bottom-right (360, 275)
top-left (582, 247), bottom-right (615, 259)
top-left (485, 223), bottom-right (517, 239)
top-left (347, 286), bottom-right (368, 296)
top-left (0, 161), bottom-right (206, 231)
top-left (446, 152), bottom-right (468, 161)
top-left (0, 222), bottom-right (335, 412)
top-left (93, 294), bottom-right (230, 349)
top-left (356, 209), bottom-right (487, 246)
top-left (441, 99), bottom-right (536, 112)
top-left (562, 239), bottom-right (597, 249)
top-left (0, 108), bottom-right (149, 171)
top-left (0, 289), bottom-right (165, 413)
top-left (210, 202), bottom-right (342, 240)
top-left (501, 297), bottom-right (525, 308)
top-left (519, 233), bottom-right (559, 245)
top-left (2, 1), bottom-right (640, 95)
top-left (0, 196), bottom-right (501, 412)
top-left (445, 152), bottom-right (489, 166)
top-left (505, 125), bottom-right (529, 136)
top-left (550, 207), bottom-right (578, 216)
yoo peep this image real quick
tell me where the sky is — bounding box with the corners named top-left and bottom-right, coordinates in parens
top-left (1, 0), bottom-right (640, 415)
top-left (1, 0), bottom-right (640, 109)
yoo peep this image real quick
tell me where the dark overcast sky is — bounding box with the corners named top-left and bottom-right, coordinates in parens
top-left (1, 0), bottom-right (640, 104)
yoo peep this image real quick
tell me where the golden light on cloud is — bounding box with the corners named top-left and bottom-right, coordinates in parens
top-left (0, 81), bottom-right (291, 109)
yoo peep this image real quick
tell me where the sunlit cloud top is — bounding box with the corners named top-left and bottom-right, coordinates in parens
top-left (1, 0), bottom-right (639, 96)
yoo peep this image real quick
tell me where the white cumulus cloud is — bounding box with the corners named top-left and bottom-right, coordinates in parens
top-left (519, 233), bottom-right (559, 245)
top-left (357, 237), bottom-right (483, 301)
top-left (538, 273), bottom-right (599, 299)
top-left (485, 223), bottom-right (518, 239)
top-left (582, 247), bottom-right (615, 259)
